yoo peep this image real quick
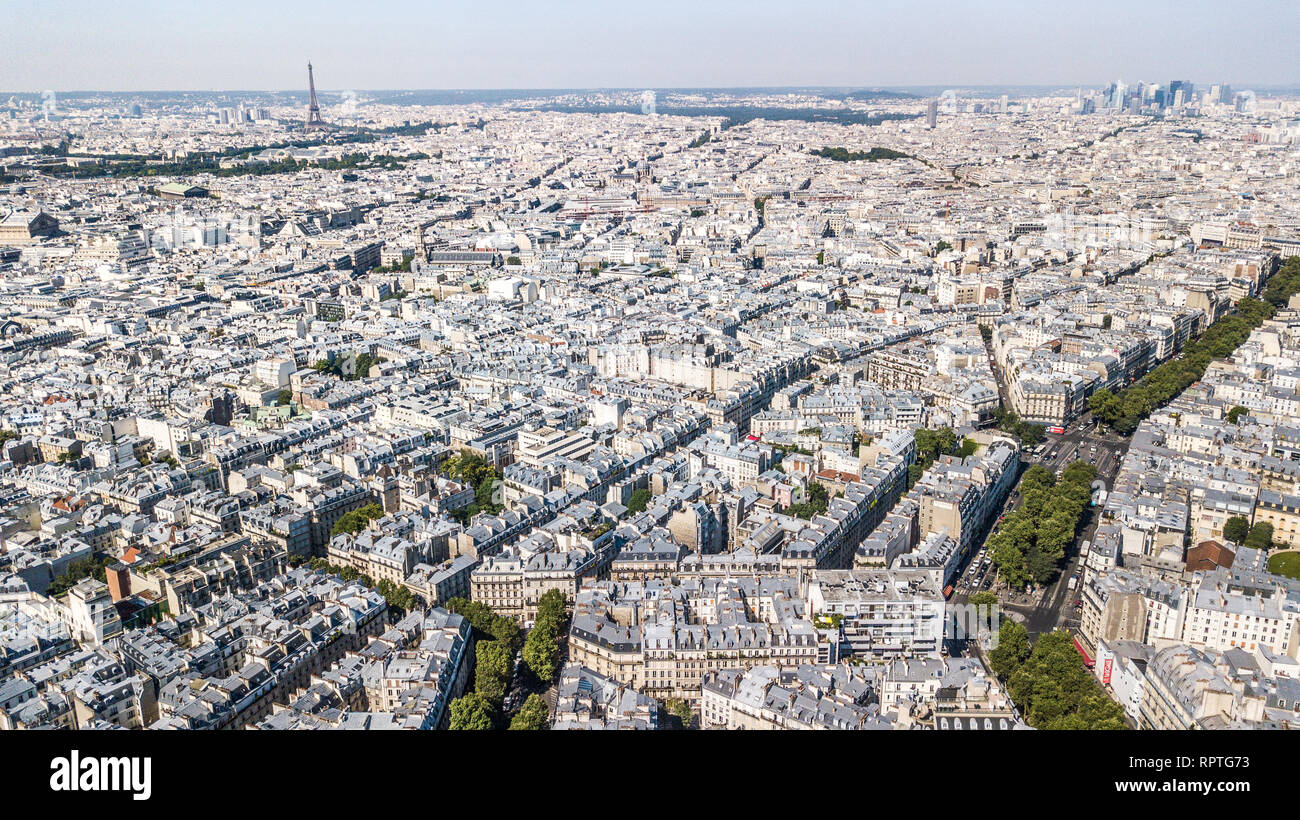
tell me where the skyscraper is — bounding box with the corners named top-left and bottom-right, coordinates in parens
top-left (1168, 80), bottom-right (1193, 109)
top-left (926, 98), bottom-right (937, 129)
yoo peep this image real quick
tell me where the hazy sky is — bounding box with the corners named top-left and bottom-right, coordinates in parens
top-left (2, 0), bottom-right (1295, 92)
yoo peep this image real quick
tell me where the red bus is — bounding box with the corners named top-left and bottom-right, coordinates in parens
top-left (1046, 425), bottom-right (1065, 435)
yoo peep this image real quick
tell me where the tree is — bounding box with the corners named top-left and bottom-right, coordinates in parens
top-left (448, 693), bottom-right (496, 730)
top-left (1060, 460), bottom-right (1097, 486)
top-left (1222, 516), bottom-right (1250, 545)
top-left (810, 146), bottom-right (913, 163)
top-left (522, 589), bottom-right (569, 685)
top-left (1089, 389), bottom-right (1122, 424)
top-left (374, 578), bottom-right (418, 616)
top-left (1018, 423), bottom-right (1045, 447)
top-left (626, 488), bottom-right (652, 514)
top-left (1245, 521), bottom-right (1275, 550)
top-left (906, 463), bottom-right (925, 489)
top-left (506, 255), bottom-right (522, 266)
top-left (47, 555), bottom-right (114, 597)
top-left (786, 480), bottom-right (830, 519)
top-left (331, 503), bottom-right (385, 537)
top-left (536, 589), bottom-right (568, 626)
top-left (968, 590), bottom-right (998, 610)
top-left (508, 694), bottom-right (551, 730)
top-left (988, 620), bottom-right (1030, 679)
top-left (276, 389), bottom-right (293, 406)
top-left (489, 616), bottom-right (523, 655)
top-left (663, 698), bottom-right (696, 729)
top-left (523, 620), bottom-right (562, 684)
top-left (1226, 406), bottom-right (1249, 424)
top-left (913, 428), bottom-right (940, 462)
top-left (1022, 464), bottom-right (1056, 490)
top-left (935, 427), bottom-right (957, 456)
top-left (990, 461), bottom-right (1094, 587)
top-left (474, 640), bottom-right (513, 706)
top-left (1084, 264), bottom-right (1300, 435)
top-left (351, 353), bottom-right (375, 380)
top-left (1003, 630), bottom-right (1127, 730)
top-left (445, 598), bottom-right (524, 659)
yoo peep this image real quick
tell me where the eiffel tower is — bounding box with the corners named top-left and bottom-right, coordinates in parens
top-left (305, 62), bottom-right (327, 132)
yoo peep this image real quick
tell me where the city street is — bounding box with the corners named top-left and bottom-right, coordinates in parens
top-left (994, 412), bottom-right (1129, 638)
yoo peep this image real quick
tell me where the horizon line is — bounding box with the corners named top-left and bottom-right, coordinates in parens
top-left (6, 82), bottom-right (1298, 96)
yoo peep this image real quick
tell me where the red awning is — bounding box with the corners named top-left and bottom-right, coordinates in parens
top-left (1072, 635), bottom-right (1095, 667)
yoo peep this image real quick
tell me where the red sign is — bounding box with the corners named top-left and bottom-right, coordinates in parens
top-left (1102, 658), bottom-right (1113, 684)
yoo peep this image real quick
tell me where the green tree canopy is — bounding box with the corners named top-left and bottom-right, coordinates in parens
top-left (810, 146), bottom-right (915, 163)
top-left (331, 503), bottom-right (385, 537)
top-left (508, 694), bottom-right (551, 730)
top-left (1004, 630), bottom-right (1127, 730)
top-left (988, 619), bottom-right (1030, 679)
top-left (523, 620), bottom-right (562, 684)
top-left (626, 488), bottom-right (653, 514)
top-left (989, 461), bottom-right (1094, 587)
top-left (522, 589), bottom-right (570, 685)
top-left (1222, 516), bottom-right (1250, 544)
top-left (1090, 258), bottom-right (1300, 434)
top-left (448, 692), bottom-right (496, 730)
top-left (474, 639), bottom-right (514, 706)
top-left (1244, 521), bottom-right (1275, 550)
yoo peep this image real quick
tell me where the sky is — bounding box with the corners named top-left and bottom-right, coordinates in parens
top-left (1, 0), bottom-right (1295, 92)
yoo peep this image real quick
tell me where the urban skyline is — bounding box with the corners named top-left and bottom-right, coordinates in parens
top-left (4, 8), bottom-right (1300, 798)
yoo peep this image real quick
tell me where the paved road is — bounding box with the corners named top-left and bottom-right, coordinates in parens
top-left (959, 337), bottom-right (1136, 643)
top-left (992, 413), bottom-right (1130, 639)
top-left (981, 337), bottom-right (1014, 410)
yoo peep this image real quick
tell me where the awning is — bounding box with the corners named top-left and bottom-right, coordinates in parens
top-left (1072, 635), bottom-right (1095, 667)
